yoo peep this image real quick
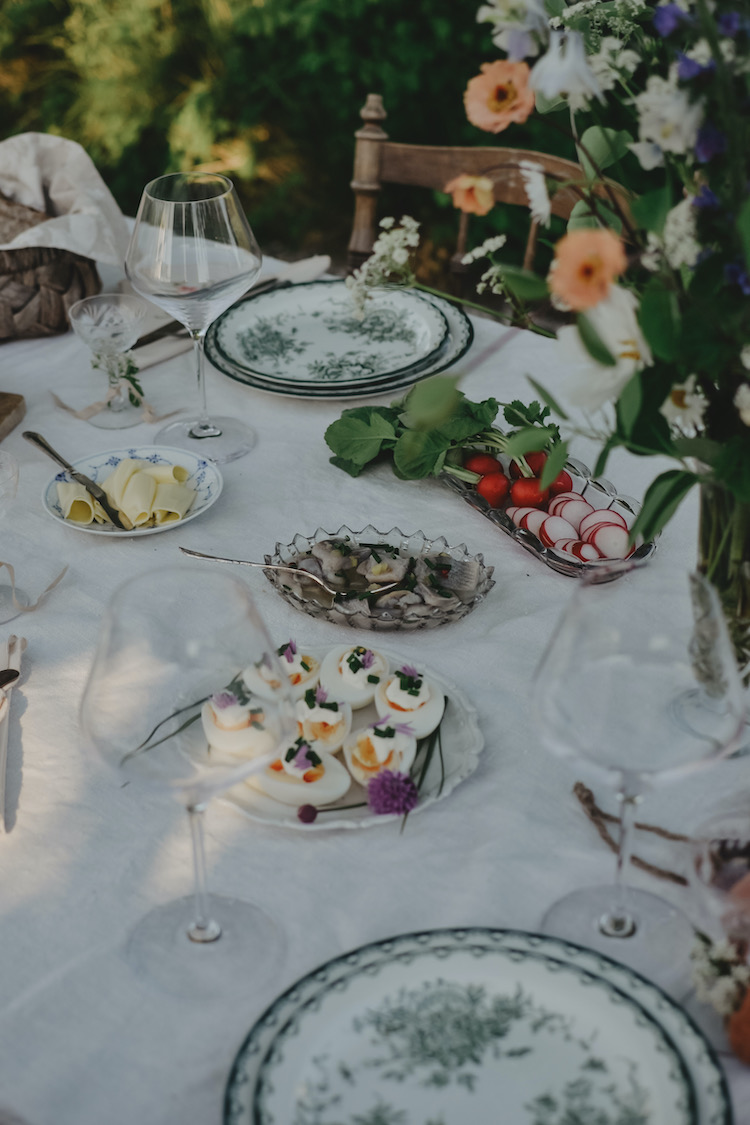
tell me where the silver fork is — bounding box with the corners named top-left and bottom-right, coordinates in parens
top-left (178, 547), bottom-right (402, 599)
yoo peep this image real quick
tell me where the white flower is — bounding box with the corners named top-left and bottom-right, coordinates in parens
top-left (345, 215), bottom-right (420, 318)
top-left (632, 75), bottom-right (703, 165)
top-left (519, 161), bottom-right (551, 226)
top-left (660, 375), bottom-right (707, 431)
top-left (557, 285), bottom-right (653, 411)
top-left (530, 31), bottom-right (604, 111)
top-left (641, 232), bottom-right (663, 272)
top-left (589, 36), bottom-right (640, 92)
top-left (662, 198), bottom-right (701, 269)
top-left (477, 0), bottom-right (548, 57)
top-left (741, 345), bottom-right (750, 371)
top-left (462, 234), bottom-right (508, 265)
top-left (735, 384), bottom-right (750, 426)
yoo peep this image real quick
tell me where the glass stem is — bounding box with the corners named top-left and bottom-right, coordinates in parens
top-left (599, 783), bottom-right (642, 939)
top-left (103, 355), bottom-right (127, 412)
top-left (186, 803), bottom-right (221, 943)
top-left (188, 333), bottom-right (222, 440)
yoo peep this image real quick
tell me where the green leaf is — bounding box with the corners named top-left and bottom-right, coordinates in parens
top-left (526, 378), bottom-right (570, 421)
top-left (738, 197), bottom-right (750, 274)
top-left (630, 470), bottom-right (698, 543)
top-left (328, 455), bottom-right (365, 478)
top-left (579, 126), bottom-right (632, 180)
top-left (324, 407), bottom-right (398, 467)
top-left (502, 398), bottom-right (550, 427)
top-left (392, 429), bottom-right (450, 479)
top-left (540, 440), bottom-right (569, 489)
top-left (502, 426), bottom-right (557, 460)
top-left (535, 91), bottom-right (567, 114)
top-left (401, 375), bottom-right (461, 431)
top-left (672, 437), bottom-right (723, 468)
top-left (567, 197), bottom-right (622, 235)
top-left (592, 436), bottom-right (617, 479)
top-left (631, 185), bottom-right (672, 236)
top-left (616, 372), bottom-right (643, 440)
top-left (435, 397), bottom-right (499, 443)
top-left (577, 314), bottom-right (616, 367)
top-left (500, 266), bottom-right (549, 302)
top-left (637, 281), bottom-right (680, 362)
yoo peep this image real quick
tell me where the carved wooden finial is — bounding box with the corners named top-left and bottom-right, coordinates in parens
top-left (356, 94), bottom-right (388, 141)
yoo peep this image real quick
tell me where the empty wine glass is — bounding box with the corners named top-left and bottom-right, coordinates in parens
top-left (69, 294), bottom-right (147, 429)
top-left (0, 453), bottom-right (29, 624)
top-left (532, 562), bottom-right (746, 989)
top-left (125, 172), bottom-right (262, 463)
top-left (80, 566), bottom-right (296, 993)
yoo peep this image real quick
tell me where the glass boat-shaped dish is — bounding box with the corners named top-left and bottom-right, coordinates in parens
top-left (263, 525), bottom-right (495, 631)
top-left (441, 455), bottom-right (657, 578)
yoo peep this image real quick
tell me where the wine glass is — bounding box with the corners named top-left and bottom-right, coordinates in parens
top-left (68, 294), bottom-right (147, 429)
top-left (125, 172), bottom-right (262, 464)
top-left (532, 562), bottom-right (746, 989)
top-left (80, 565), bottom-right (296, 993)
top-left (0, 453), bottom-right (29, 624)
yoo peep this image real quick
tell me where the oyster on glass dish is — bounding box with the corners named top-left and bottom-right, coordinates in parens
top-left (262, 526), bottom-right (495, 632)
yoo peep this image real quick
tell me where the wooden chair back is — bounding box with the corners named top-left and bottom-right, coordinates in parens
top-left (347, 93), bottom-right (586, 281)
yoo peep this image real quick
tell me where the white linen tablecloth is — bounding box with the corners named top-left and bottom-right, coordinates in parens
top-left (1, 262), bottom-right (749, 1124)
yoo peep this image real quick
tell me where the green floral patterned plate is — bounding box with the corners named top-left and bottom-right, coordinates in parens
top-left (224, 929), bottom-right (731, 1125)
top-left (211, 281), bottom-right (449, 386)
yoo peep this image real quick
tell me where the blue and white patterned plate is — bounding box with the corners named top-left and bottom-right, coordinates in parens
top-left (41, 445), bottom-right (223, 537)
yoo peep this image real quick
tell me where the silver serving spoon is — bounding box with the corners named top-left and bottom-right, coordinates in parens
top-left (0, 669), bottom-right (20, 690)
top-left (178, 546), bottom-right (402, 600)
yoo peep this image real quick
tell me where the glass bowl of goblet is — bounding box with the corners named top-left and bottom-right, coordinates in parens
top-left (69, 293), bottom-right (147, 429)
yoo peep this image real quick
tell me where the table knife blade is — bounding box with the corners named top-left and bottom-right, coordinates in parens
top-left (0, 635), bottom-right (26, 831)
top-left (22, 431), bottom-right (128, 530)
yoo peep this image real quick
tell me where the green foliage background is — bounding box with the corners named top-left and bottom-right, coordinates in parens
top-left (0, 0), bottom-right (571, 266)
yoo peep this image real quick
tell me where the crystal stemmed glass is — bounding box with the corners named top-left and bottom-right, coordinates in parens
top-left (68, 293), bottom-right (147, 429)
top-left (0, 452), bottom-right (29, 624)
top-left (125, 172), bottom-right (262, 464)
top-left (532, 562), bottom-right (746, 989)
top-left (80, 566), bottom-right (296, 993)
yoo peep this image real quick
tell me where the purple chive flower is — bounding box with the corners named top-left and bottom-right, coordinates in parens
top-left (725, 262), bottom-right (750, 295)
top-left (371, 717), bottom-right (415, 737)
top-left (695, 122), bottom-right (727, 164)
top-left (367, 770), bottom-right (419, 815)
top-left (292, 741), bottom-right (314, 770)
top-left (297, 804), bottom-right (318, 824)
top-left (653, 4), bottom-right (690, 36)
top-left (400, 664), bottom-right (420, 679)
top-left (361, 649), bottom-right (375, 669)
top-left (677, 52), bottom-right (714, 81)
top-left (211, 691), bottom-right (238, 710)
top-left (314, 685), bottom-right (328, 704)
top-left (280, 639), bottom-right (297, 664)
top-left (692, 185), bottom-right (720, 209)
top-left (718, 12), bottom-right (741, 36)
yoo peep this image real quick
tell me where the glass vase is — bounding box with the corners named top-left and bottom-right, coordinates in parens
top-left (698, 481), bottom-right (750, 679)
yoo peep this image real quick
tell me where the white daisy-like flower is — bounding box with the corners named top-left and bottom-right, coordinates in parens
top-left (735, 384), bottom-right (750, 426)
top-left (519, 161), bottom-right (551, 227)
top-left (589, 36), bottom-right (641, 92)
top-left (662, 198), bottom-right (701, 270)
top-left (660, 375), bottom-right (707, 431)
top-left (557, 285), bottom-right (653, 411)
top-left (632, 75), bottom-right (703, 164)
top-left (530, 31), bottom-right (604, 111)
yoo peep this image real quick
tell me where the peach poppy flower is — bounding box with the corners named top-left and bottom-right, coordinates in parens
top-left (464, 60), bottom-right (536, 134)
top-left (548, 229), bottom-right (627, 311)
top-left (444, 174), bottom-right (495, 216)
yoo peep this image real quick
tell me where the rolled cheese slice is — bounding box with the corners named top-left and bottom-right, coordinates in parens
top-left (57, 481), bottom-right (101, 525)
top-left (153, 481), bottom-right (196, 524)
top-left (142, 463), bottom-right (190, 485)
top-left (120, 470), bottom-right (157, 527)
top-left (102, 458), bottom-right (145, 510)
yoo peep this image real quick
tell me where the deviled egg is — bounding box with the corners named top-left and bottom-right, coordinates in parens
top-left (249, 737), bottom-right (351, 807)
top-left (201, 690), bottom-right (277, 757)
top-left (296, 686), bottom-right (352, 753)
top-left (242, 639), bottom-right (320, 702)
top-left (318, 645), bottom-right (389, 709)
top-left (342, 718), bottom-right (418, 785)
top-left (374, 663), bottom-right (445, 738)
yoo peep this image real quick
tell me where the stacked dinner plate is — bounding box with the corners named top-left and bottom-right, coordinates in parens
top-left (204, 279), bottom-right (473, 400)
top-left (224, 928), bottom-right (731, 1125)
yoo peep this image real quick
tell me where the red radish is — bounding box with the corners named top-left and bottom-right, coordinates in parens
top-left (510, 478), bottom-right (549, 509)
top-left (510, 506), bottom-right (538, 527)
top-left (553, 499), bottom-right (594, 531)
top-left (589, 524), bottom-right (634, 559)
top-left (549, 470), bottom-right (573, 496)
top-left (476, 472), bottom-right (510, 507)
top-left (520, 509), bottom-right (548, 536)
top-left (548, 491), bottom-right (582, 514)
top-left (510, 450), bottom-right (547, 479)
top-left (539, 516), bottom-right (577, 548)
top-left (571, 541), bottom-right (601, 561)
top-left (465, 452), bottom-right (503, 475)
top-left (579, 508), bottom-right (628, 540)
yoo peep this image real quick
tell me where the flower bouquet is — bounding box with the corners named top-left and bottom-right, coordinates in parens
top-left (342, 0), bottom-right (750, 671)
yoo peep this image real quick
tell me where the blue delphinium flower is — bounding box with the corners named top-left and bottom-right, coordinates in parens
top-left (695, 122), bottom-right (728, 163)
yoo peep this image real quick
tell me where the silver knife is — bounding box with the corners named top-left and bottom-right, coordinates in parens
top-left (0, 635), bottom-right (26, 831)
top-left (22, 431), bottom-right (128, 530)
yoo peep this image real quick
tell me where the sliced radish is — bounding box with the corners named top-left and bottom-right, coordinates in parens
top-left (548, 490), bottom-right (582, 514)
top-left (511, 506), bottom-right (538, 527)
top-left (539, 516), bottom-right (577, 548)
top-left (551, 538), bottom-right (579, 555)
top-left (505, 506), bottom-right (519, 522)
top-left (553, 499), bottom-right (594, 532)
top-left (520, 509), bottom-right (548, 536)
top-left (571, 541), bottom-right (601, 561)
top-left (579, 508), bottom-right (628, 540)
top-left (590, 524), bottom-right (634, 559)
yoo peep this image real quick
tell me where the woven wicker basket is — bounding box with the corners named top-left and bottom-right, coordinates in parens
top-left (0, 192), bottom-right (100, 341)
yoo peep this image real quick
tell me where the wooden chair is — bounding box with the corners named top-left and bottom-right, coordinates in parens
top-left (347, 93), bottom-right (588, 283)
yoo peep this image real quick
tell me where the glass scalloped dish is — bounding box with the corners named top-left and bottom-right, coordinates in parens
top-left (262, 525), bottom-right (495, 631)
top-left (441, 455), bottom-right (657, 578)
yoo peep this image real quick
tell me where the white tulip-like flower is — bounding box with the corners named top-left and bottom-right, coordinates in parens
top-left (530, 31), bottom-right (604, 111)
top-left (660, 375), bottom-right (707, 431)
top-left (557, 285), bottom-right (652, 411)
top-left (519, 161), bottom-right (551, 227)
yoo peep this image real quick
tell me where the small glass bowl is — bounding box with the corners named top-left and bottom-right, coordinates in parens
top-left (263, 525), bottom-right (495, 631)
top-left (441, 455), bottom-right (657, 577)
